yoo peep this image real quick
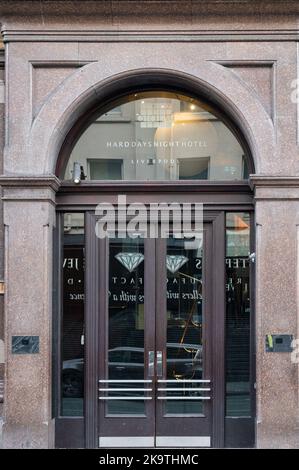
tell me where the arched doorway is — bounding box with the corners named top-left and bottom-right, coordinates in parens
top-left (53, 84), bottom-right (255, 448)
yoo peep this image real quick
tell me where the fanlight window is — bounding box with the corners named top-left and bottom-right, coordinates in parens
top-left (64, 91), bottom-right (249, 182)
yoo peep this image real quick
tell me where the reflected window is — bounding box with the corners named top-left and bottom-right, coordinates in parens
top-left (64, 91), bottom-right (249, 182)
top-left (178, 157), bottom-right (209, 180)
top-left (225, 213), bottom-right (251, 417)
top-left (61, 213), bottom-right (85, 417)
top-left (89, 159), bottom-right (123, 180)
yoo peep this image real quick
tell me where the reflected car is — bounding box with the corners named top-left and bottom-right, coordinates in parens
top-left (62, 343), bottom-right (202, 397)
top-left (62, 358), bottom-right (83, 398)
top-left (108, 346), bottom-right (144, 380)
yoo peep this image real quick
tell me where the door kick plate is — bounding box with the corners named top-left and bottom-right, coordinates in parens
top-left (99, 436), bottom-right (155, 448)
top-left (99, 436), bottom-right (211, 448)
top-left (156, 436), bottom-right (211, 447)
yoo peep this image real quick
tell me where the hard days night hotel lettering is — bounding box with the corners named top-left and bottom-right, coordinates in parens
top-left (106, 140), bottom-right (208, 149)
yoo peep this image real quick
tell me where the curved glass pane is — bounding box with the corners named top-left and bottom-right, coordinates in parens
top-left (64, 91), bottom-right (248, 181)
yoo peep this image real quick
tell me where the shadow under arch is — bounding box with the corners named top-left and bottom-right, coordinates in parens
top-left (55, 68), bottom-right (258, 178)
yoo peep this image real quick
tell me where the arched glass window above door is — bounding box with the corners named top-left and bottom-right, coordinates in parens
top-left (63, 91), bottom-right (250, 182)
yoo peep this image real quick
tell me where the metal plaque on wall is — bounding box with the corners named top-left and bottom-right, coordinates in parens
top-left (12, 336), bottom-right (39, 354)
top-left (265, 334), bottom-right (293, 353)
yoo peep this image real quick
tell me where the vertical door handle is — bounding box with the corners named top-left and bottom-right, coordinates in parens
top-left (148, 351), bottom-right (155, 377)
top-left (156, 351), bottom-right (163, 377)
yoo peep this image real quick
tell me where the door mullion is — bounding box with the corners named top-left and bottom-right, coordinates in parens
top-left (144, 237), bottom-right (156, 431)
top-left (98, 233), bottom-right (108, 444)
top-left (155, 237), bottom-right (167, 442)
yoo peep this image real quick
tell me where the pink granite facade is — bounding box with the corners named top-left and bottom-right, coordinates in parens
top-left (0, 0), bottom-right (298, 448)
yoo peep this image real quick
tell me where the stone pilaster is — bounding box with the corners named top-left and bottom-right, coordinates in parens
top-left (0, 176), bottom-right (60, 448)
top-left (251, 176), bottom-right (299, 448)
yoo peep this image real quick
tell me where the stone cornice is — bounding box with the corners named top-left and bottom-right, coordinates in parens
top-left (0, 175), bottom-right (61, 192)
top-left (250, 175), bottom-right (299, 189)
top-left (1, 1), bottom-right (298, 43)
top-left (1, 175), bottom-right (298, 191)
top-left (1, 29), bottom-right (299, 43)
top-left (250, 175), bottom-right (299, 200)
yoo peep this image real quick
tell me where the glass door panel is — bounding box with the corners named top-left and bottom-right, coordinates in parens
top-left (107, 237), bottom-right (146, 415)
top-left (164, 235), bottom-right (205, 415)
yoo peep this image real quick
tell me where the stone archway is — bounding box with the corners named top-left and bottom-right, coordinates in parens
top-left (24, 61), bottom-right (275, 177)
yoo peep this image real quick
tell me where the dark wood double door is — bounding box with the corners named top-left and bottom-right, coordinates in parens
top-left (86, 213), bottom-right (226, 448)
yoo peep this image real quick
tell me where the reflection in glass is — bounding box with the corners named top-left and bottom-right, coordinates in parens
top-left (61, 213), bottom-right (85, 416)
top-left (108, 237), bottom-right (145, 414)
top-left (225, 213), bottom-right (251, 417)
top-left (165, 236), bottom-right (204, 414)
top-left (89, 159), bottom-right (123, 180)
top-left (65, 91), bottom-right (248, 182)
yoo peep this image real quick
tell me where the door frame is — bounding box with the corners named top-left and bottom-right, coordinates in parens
top-left (54, 186), bottom-right (255, 449)
top-left (94, 222), bottom-right (214, 448)
top-left (84, 209), bottom-right (226, 448)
